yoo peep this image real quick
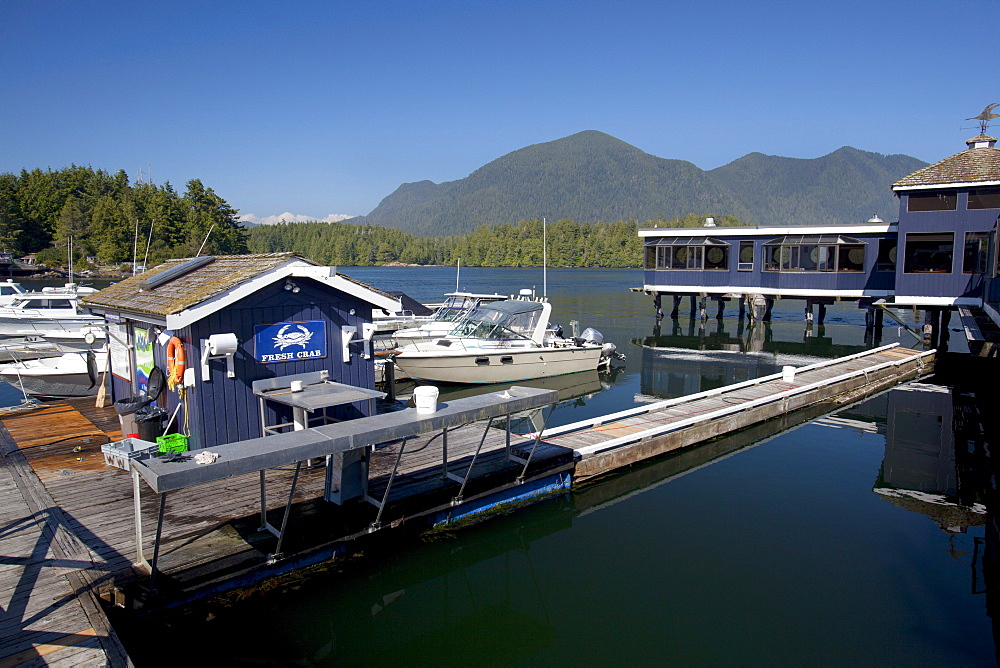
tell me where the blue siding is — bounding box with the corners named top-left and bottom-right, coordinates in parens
top-left (894, 192), bottom-right (998, 299)
top-left (179, 278), bottom-right (376, 450)
top-left (109, 278), bottom-right (378, 450)
top-left (642, 232), bottom-right (893, 295)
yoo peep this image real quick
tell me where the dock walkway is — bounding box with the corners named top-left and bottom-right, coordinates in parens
top-left (523, 343), bottom-right (934, 480)
top-left (0, 399), bottom-right (129, 667)
top-left (0, 342), bottom-right (933, 643)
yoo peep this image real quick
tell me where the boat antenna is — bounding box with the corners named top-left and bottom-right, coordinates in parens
top-left (542, 217), bottom-right (547, 299)
top-left (132, 218), bottom-right (140, 276)
top-left (456, 257), bottom-right (461, 292)
top-left (196, 224), bottom-right (215, 257)
top-left (141, 218), bottom-right (155, 272)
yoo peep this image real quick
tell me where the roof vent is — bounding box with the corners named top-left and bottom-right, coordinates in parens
top-left (867, 214), bottom-right (883, 223)
top-left (139, 256), bottom-right (215, 291)
top-left (703, 217), bottom-right (716, 227)
top-left (966, 134), bottom-right (997, 149)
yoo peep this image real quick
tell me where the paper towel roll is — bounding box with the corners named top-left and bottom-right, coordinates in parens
top-left (207, 333), bottom-right (238, 355)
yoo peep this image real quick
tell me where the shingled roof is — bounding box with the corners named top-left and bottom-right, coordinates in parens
top-left (893, 135), bottom-right (1000, 190)
top-left (81, 253), bottom-right (399, 323)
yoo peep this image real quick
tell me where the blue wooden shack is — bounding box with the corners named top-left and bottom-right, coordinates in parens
top-left (81, 253), bottom-right (401, 450)
top-left (639, 129), bottom-right (1000, 329)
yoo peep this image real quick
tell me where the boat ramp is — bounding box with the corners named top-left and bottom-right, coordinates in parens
top-left (0, 343), bottom-right (932, 665)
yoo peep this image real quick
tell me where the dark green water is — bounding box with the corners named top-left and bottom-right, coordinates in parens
top-left (107, 267), bottom-right (996, 665)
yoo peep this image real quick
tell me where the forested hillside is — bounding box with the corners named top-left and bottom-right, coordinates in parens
top-left (0, 166), bottom-right (248, 267)
top-left (246, 213), bottom-right (746, 268)
top-left (354, 131), bottom-right (926, 234)
top-left (358, 131), bottom-right (749, 236)
top-left (707, 147), bottom-right (928, 225)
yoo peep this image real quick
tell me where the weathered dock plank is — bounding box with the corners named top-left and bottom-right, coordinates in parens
top-left (0, 438), bottom-right (128, 667)
top-left (531, 343), bottom-right (934, 480)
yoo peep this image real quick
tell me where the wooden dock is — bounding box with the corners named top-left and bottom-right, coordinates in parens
top-left (0, 342), bottom-right (933, 658)
top-left (523, 343), bottom-right (933, 480)
top-left (0, 398), bottom-right (129, 667)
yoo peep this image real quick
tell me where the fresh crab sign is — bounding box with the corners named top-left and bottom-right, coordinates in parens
top-left (254, 321), bottom-right (327, 363)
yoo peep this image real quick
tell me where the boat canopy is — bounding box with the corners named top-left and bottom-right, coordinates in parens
top-left (434, 293), bottom-right (506, 322)
top-left (448, 300), bottom-right (546, 342)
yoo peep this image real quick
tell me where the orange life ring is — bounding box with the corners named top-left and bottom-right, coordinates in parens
top-left (166, 336), bottom-right (186, 389)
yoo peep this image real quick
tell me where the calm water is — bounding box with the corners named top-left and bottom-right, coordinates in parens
top-left (95, 267), bottom-right (995, 665)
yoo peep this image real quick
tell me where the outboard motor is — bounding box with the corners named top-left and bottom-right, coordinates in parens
top-left (580, 327), bottom-right (604, 345)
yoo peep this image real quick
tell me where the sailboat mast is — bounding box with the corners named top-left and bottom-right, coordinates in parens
top-left (542, 217), bottom-right (547, 299)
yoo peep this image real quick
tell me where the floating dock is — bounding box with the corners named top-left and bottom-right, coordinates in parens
top-left (0, 343), bottom-right (933, 663)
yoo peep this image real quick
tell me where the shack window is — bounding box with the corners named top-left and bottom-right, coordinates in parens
top-left (763, 235), bottom-right (865, 272)
top-left (645, 245), bottom-right (656, 269)
top-left (907, 191), bottom-right (958, 212)
top-left (653, 237), bottom-right (728, 271)
top-left (963, 231), bottom-right (990, 274)
top-left (968, 187), bottom-right (1000, 210)
top-left (837, 245), bottom-right (866, 272)
top-left (904, 233), bottom-right (953, 273)
top-left (876, 239), bottom-right (897, 272)
top-left (738, 241), bottom-right (754, 271)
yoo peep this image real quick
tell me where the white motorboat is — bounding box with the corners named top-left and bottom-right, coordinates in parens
top-left (0, 350), bottom-right (107, 397)
top-left (0, 287), bottom-right (103, 338)
top-left (393, 299), bottom-right (617, 384)
top-left (33, 325), bottom-right (107, 353)
top-left (0, 279), bottom-right (28, 306)
top-left (389, 291), bottom-right (508, 346)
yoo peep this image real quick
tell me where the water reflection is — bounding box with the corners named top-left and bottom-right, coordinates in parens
top-left (631, 316), bottom-right (877, 401)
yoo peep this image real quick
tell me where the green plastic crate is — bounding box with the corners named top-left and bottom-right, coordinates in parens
top-left (156, 433), bottom-right (189, 454)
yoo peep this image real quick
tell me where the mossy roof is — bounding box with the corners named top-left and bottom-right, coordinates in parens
top-left (81, 253), bottom-right (393, 317)
top-left (893, 142), bottom-right (1000, 189)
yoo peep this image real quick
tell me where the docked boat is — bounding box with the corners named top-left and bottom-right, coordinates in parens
top-left (0, 279), bottom-right (27, 306)
top-left (0, 350), bottom-right (107, 397)
top-left (388, 291), bottom-right (508, 346)
top-left (393, 299), bottom-right (618, 384)
top-left (0, 286), bottom-right (103, 337)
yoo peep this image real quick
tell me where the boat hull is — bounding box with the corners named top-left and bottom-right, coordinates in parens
top-left (395, 345), bottom-right (604, 384)
top-left (0, 315), bottom-right (103, 338)
top-left (0, 352), bottom-right (105, 397)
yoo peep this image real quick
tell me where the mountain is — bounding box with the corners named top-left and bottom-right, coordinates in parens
top-left (355, 131), bottom-right (927, 235)
top-left (359, 131), bottom-right (748, 235)
top-left (707, 147), bottom-right (927, 226)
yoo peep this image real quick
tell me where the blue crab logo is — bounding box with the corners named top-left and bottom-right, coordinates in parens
top-left (273, 324), bottom-right (313, 350)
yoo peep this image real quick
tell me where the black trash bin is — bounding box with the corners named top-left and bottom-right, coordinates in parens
top-left (115, 396), bottom-right (152, 436)
top-left (136, 406), bottom-right (168, 443)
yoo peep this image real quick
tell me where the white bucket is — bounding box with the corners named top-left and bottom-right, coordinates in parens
top-left (781, 366), bottom-right (796, 382)
top-left (413, 385), bottom-right (439, 414)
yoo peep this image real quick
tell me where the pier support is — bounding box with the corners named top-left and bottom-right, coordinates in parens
top-left (671, 295), bottom-right (682, 318)
top-left (762, 297), bottom-right (775, 322)
top-left (715, 298), bottom-right (727, 320)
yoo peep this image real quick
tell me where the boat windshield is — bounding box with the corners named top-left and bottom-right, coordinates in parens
top-left (448, 302), bottom-right (543, 341)
top-left (433, 296), bottom-right (480, 323)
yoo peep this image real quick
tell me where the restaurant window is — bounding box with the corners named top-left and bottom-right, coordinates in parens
top-left (875, 239), bottom-right (897, 272)
top-left (963, 231), bottom-right (990, 274)
top-left (904, 233), bottom-right (953, 273)
top-left (763, 235), bottom-right (865, 272)
top-left (968, 187), bottom-right (1000, 210)
top-left (907, 191), bottom-right (958, 212)
top-left (652, 237), bottom-right (729, 270)
top-left (738, 241), bottom-right (754, 271)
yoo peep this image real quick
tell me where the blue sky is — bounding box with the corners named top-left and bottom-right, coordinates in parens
top-left (3, 1), bottom-right (998, 223)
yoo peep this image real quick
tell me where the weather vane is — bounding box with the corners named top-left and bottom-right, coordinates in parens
top-left (967, 103), bottom-right (1000, 135)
